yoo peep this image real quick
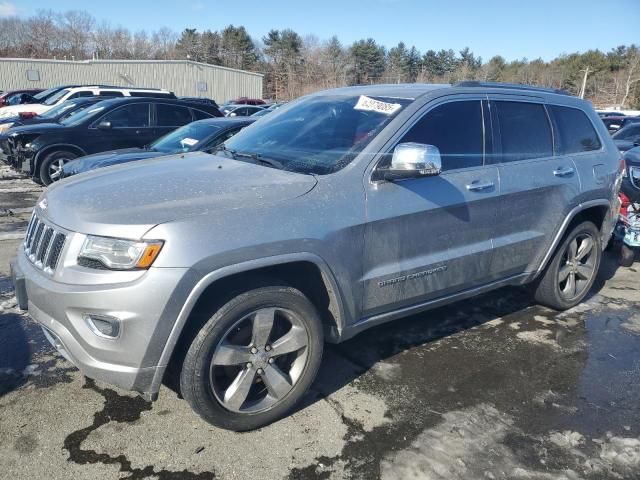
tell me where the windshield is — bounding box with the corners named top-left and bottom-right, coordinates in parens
top-left (60, 103), bottom-right (108, 126)
top-left (32, 87), bottom-right (60, 101)
top-left (151, 122), bottom-right (222, 153)
top-left (223, 94), bottom-right (411, 174)
top-left (42, 89), bottom-right (71, 106)
top-left (613, 124), bottom-right (640, 140)
top-left (40, 100), bottom-right (84, 119)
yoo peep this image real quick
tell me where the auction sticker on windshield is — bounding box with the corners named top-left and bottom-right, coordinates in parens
top-left (354, 95), bottom-right (402, 115)
top-left (180, 138), bottom-right (198, 147)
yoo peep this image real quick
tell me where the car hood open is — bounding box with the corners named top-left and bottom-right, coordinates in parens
top-left (40, 152), bottom-right (317, 239)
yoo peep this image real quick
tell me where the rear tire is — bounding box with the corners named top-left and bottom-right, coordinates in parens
top-left (620, 244), bottom-right (636, 267)
top-left (534, 221), bottom-right (601, 310)
top-left (179, 285), bottom-right (324, 431)
top-left (39, 150), bottom-right (77, 186)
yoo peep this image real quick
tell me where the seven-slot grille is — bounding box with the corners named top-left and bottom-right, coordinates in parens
top-left (24, 213), bottom-right (67, 272)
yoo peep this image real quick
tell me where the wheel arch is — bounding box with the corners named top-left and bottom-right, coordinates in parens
top-left (33, 143), bottom-right (86, 176)
top-left (535, 199), bottom-right (611, 277)
top-left (150, 253), bottom-right (347, 395)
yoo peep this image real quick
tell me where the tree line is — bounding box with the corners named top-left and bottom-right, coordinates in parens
top-left (1, 9), bottom-right (639, 108)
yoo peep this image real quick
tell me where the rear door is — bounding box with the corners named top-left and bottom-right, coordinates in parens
top-left (488, 97), bottom-right (580, 276)
top-left (362, 96), bottom-right (501, 316)
top-left (88, 103), bottom-right (153, 152)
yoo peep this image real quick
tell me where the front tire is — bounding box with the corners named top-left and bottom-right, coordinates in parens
top-left (180, 285), bottom-right (324, 431)
top-left (534, 221), bottom-right (601, 310)
top-left (39, 150), bottom-right (77, 186)
top-left (620, 244), bottom-right (636, 267)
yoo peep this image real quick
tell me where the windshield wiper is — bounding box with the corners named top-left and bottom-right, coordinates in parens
top-left (215, 146), bottom-right (284, 170)
top-left (236, 152), bottom-right (285, 170)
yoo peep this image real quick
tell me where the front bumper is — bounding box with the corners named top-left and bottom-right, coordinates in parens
top-left (12, 248), bottom-right (188, 399)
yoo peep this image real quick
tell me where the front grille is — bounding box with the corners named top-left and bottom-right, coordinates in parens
top-left (24, 213), bottom-right (67, 273)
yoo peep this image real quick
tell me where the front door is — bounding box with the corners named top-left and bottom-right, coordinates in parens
top-left (362, 98), bottom-right (500, 317)
top-left (89, 103), bottom-right (153, 153)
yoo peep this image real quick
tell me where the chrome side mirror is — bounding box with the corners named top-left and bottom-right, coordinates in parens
top-left (382, 143), bottom-right (442, 180)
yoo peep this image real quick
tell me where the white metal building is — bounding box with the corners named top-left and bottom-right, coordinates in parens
top-left (0, 58), bottom-right (264, 102)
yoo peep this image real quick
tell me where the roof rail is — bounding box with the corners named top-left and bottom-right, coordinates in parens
top-left (454, 81), bottom-right (571, 96)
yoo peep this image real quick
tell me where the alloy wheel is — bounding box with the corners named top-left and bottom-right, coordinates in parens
top-left (48, 158), bottom-right (70, 182)
top-left (558, 233), bottom-right (597, 300)
top-left (209, 307), bottom-right (309, 413)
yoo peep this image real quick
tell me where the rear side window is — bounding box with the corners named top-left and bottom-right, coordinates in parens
top-left (156, 104), bottom-right (193, 127)
top-left (98, 91), bottom-right (124, 97)
top-left (549, 105), bottom-right (601, 154)
top-left (399, 100), bottom-right (484, 171)
top-left (68, 91), bottom-right (94, 99)
top-left (494, 101), bottom-right (552, 162)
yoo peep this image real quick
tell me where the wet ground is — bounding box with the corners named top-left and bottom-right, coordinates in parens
top-left (1, 163), bottom-right (639, 479)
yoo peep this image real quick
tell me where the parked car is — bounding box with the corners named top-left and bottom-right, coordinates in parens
top-left (601, 115), bottom-right (640, 134)
top-left (5, 97), bottom-right (221, 184)
top-left (61, 117), bottom-right (255, 178)
top-left (251, 102), bottom-right (286, 118)
top-left (0, 86), bottom-right (176, 120)
top-left (178, 96), bottom-right (219, 108)
top-left (11, 82), bottom-right (620, 431)
top-left (612, 123), bottom-right (640, 152)
top-left (598, 111), bottom-right (625, 118)
top-left (221, 104), bottom-right (265, 117)
top-left (0, 89), bottom-right (44, 108)
top-left (224, 97), bottom-right (265, 106)
top-left (0, 97), bottom-right (105, 134)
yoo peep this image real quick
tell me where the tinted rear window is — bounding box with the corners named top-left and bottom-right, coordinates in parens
top-left (549, 105), bottom-right (601, 154)
top-left (495, 101), bottom-right (552, 162)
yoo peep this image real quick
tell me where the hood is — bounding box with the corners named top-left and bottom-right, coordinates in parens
top-left (63, 148), bottom-right (155, 175)
top-left (7, 122), bottom-right (66, 137)
top-left (40, 152), bottom-right (318, 239)
top-left (0, 104), bottom-right (49, 119)
top-left (614, 139), bottom-right (637, 153)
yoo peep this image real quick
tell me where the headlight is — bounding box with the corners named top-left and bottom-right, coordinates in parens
top-left (78, 235), bottom-right (163, 270)
top-left (0, 123), bottom-right (13, 133)
top-left (631, 166), bottom-right (640, 181)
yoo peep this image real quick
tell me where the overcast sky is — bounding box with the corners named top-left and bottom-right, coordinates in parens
top-left (4, 0), bottom-right (640, 61)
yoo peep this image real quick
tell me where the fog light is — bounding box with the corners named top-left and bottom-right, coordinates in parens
top-left (84, 314), bottom-right (121, 338)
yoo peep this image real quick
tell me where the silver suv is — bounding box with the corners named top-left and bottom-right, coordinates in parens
top-left (12, 82), bottom-right (621, 431)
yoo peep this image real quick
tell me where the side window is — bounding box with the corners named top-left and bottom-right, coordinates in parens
top-left (398, 100), bottom-right (483, 171)
top-left (549, 105), bottom-right (601, 154)
top-left (100, 103), bottom-right (150, 128)
top-left (156, 104), bottom-right (193, 127)
top-left (191, 108), bottom-right (212, 120)
top-left (98, 91), bottom-right (125, 97)
top-left (6, 93), bottom-right (22, 105)
top-left (68, 91), bottom-right (94, 99)
top-left (495, 101), bottom-right (552, 162)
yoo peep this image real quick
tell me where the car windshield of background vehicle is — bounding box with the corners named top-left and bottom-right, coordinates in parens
top-left (32, 88), bottom-right (58, 101)
top-left (224, 95), bottom-right (411, 174)
top-left (60, 104), bottom-right (107, 126)
top-left (39, 100), bottom-right (81, 119)
top-left (42, 89), bottom-right (71, 106)
top-left (613, 124), bottom-right (640, 141)
top-left (151, 123), bottom-right (222, 153)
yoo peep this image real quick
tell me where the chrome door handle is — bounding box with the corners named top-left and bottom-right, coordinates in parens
top-left (466, 180), bottom-right (495, 192)
top-left (553, 167), bottom-right (575, 177)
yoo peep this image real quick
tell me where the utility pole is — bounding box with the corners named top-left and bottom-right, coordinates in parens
top-left (579, 67), bottom-right (590, 99)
